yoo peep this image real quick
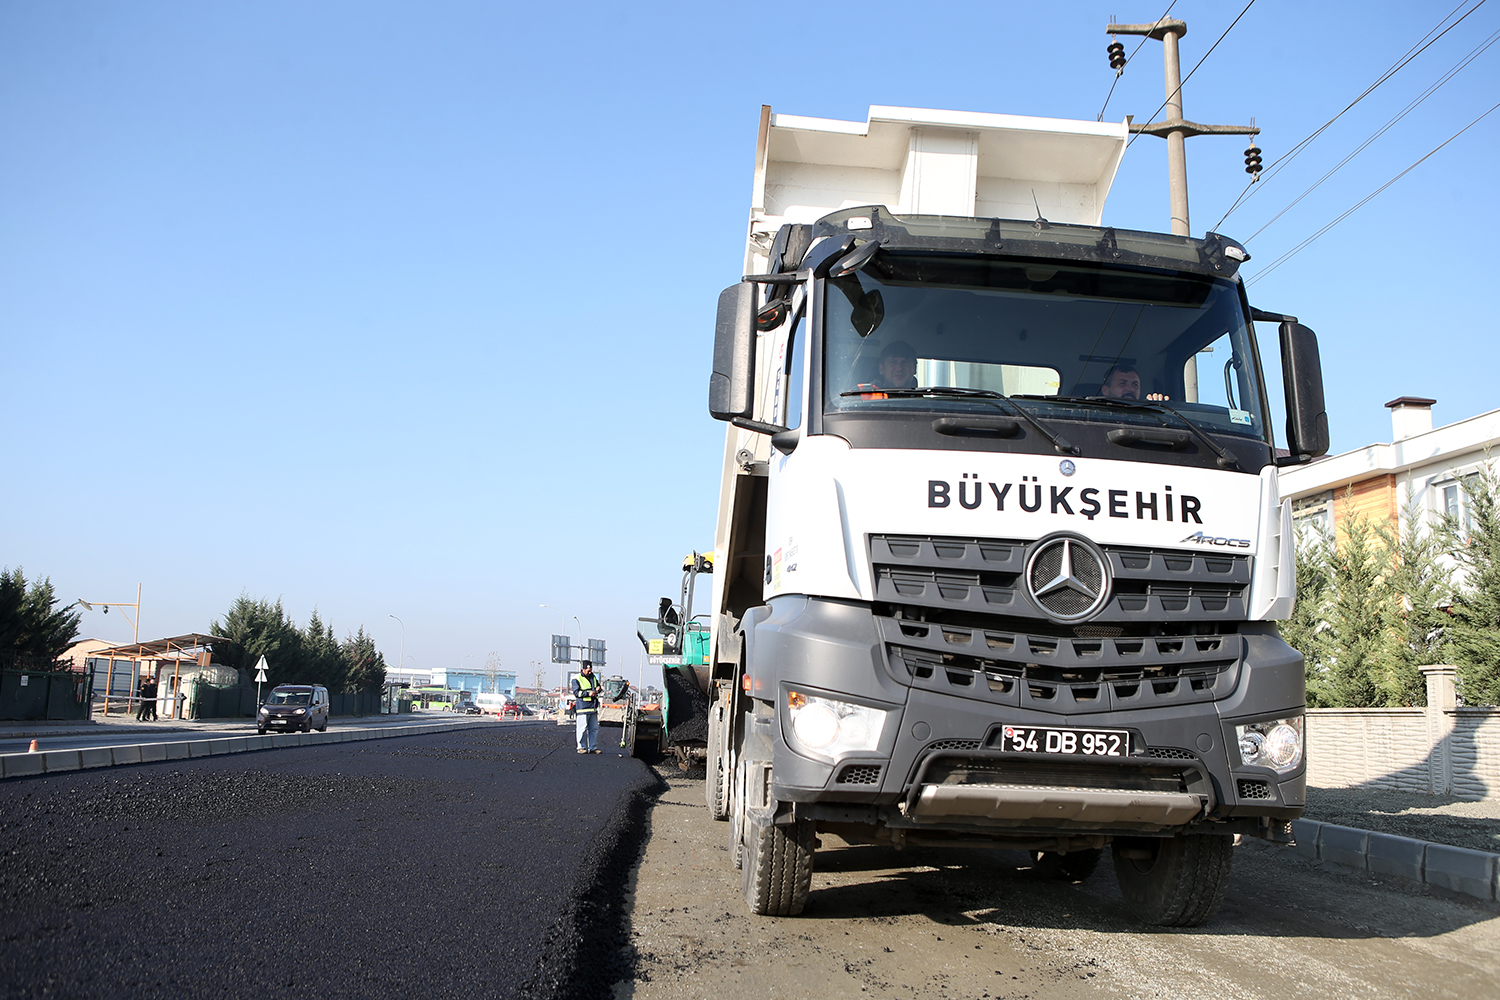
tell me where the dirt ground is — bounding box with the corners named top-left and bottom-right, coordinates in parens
top-left (613, 767), bottom-right (1500, 1000)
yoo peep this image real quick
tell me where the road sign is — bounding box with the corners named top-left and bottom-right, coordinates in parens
top-left (551, 634), bottom-right (571, 664)
top-left (254, 655), bottom-right (269, 684)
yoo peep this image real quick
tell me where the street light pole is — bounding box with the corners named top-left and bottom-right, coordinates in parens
top-left (388, 614), bottom-right (405, 685)
top-left (76, 582), bottom-right (142, 644)
top-left (77, 584), bottom-right (143, 716)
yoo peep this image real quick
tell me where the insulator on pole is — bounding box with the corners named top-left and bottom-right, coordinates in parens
top-left (1244, 144), bottom-right (1263, 177)
top-left (1107, 40), bottom-right (1127, 73)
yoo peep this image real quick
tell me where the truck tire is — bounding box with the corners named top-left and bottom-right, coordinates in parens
top-left (741, 816), bottom-right (815, 916)
top-left (1030, 847), bottom-right (1102, 882)
top-left (1112, 833), bottom-right (1234, 927)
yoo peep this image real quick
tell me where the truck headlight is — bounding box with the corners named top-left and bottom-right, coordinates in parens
top-left (786, 691), bottom-right (886, 757)
top-left (1235, 716), bottom-right (1303, 773)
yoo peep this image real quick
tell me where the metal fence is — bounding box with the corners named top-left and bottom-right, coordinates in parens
top-left (188, 684), bottom-right (385, 720)
top-left (0, 654), bottom-right (93, 721)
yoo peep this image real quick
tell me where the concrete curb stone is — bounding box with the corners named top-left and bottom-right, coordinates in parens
top-left (1289, 820), bottom-right (1500, 903)
top-left (1424, 843), bottom-right (1498, 900)
top-left (1366, 832), bottom-right (1426, 882)
top-left (1318, 823), bottom-right (1369, 869)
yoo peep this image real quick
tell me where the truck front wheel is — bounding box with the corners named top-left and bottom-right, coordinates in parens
top-left (1112, 833), bottom-right (1234, 927)
top-left (742, 815), bottom-right (815, 916)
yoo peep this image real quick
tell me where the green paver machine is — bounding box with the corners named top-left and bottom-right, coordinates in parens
top-left (637, 551), bottom-right (713, 770)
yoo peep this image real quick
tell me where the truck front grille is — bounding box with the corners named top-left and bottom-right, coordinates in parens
top-left (871, 533), bottom-right (1250, 625)
top-left (879, 615), bottom-right (1241, 712)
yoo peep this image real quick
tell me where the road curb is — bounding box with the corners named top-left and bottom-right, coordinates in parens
top-left (1290, 818), bottom-right (1500, 903)
top-left (0, 720), bottom-right (499, 780)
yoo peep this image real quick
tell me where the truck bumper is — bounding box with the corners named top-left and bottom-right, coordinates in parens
top-left (749, 596), bottom-right (1305, 837)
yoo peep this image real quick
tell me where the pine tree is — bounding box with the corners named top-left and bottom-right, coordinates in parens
top-left (1283, 527), bottom-right (1334, 706)
top-left (342, 627), bottom-right (387, 692)
top-left (1441, 462), bottom-right (1500, 705)
top-left (210, 595), bottom-right (305, 685)
top-left (0, 567), bottom-right (82, 661)
top-left (302, 609), bottom-right (347, 690)
top-left (1375, 493), bottom-right (1449, 706)
top-left (1320, 514), bottom-right (1391, 707)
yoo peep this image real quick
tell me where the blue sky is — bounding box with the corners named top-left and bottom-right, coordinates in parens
top-left (4, 1), bottom-right (1497, 687)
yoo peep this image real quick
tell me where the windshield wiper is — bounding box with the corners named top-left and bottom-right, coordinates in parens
top-left (841, 386), bottom-right (1077, 454)
top-left (1011, 394), bottom-right (1240, 470)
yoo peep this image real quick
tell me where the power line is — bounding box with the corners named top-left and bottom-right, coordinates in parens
top-left (1124, 0), bottom-right (1259, 151)
top-left (1212, 0), bottom-right (1488, 229)
top-left (1246, 100), bottom-right (1500, 286)
top-left (1097, 3), bottom-right (1177, 122)
top-left (1243, 26), bottom-right (1500, 244)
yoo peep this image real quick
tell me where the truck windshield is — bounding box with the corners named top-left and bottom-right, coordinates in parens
top-left (822, 254), bottom-right (1268, 445)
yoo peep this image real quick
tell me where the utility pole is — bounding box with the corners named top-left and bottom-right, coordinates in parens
top-left (1107, 18), bottom-right (1259, 236)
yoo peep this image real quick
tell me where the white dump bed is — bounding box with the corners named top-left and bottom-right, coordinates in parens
top-left (746, 105), bottom-right (1129, 273)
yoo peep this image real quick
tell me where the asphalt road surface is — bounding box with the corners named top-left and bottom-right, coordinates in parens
top-left (0, 723), bottom-right (662, 1000)
top-left (620, 766), bottom-right (1500, 1000)
top-left (0, 715), bottom-right (495, 756)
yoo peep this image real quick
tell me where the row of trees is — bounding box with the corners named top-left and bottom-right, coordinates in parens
top-left (1283, 464), bottom-right (1500, 707)
top-left (0, 568), bottom-right (81, 663)
top-left (210, 596), bottom-right (387, 693)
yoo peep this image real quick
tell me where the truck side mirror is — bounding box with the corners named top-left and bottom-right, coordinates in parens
top-left (1279, 322), bottom-right (1329, 461)
top-left (709, 282), bottom-right (756, 421)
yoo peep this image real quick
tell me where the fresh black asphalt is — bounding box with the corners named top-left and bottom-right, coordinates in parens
top-left (0, 722), bottom-right (665, 999)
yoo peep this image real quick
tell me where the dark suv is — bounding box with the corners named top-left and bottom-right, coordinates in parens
top-left (257, 684), bottom-right (330, 734)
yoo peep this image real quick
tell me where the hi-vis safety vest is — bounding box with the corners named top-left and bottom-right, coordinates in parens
top-left (575, 675), bottom-right (599, 713)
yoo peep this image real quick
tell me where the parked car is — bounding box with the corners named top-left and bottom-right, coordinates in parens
top-left (257, 684), bottom-right (330, 734)
top-left (458, 702), bottom-right (481, 715)
top-left (501, 703), bottom-right (523, 719)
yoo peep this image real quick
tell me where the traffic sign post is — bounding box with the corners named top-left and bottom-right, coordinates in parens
top-left (254, 655), bottom-right (269, 706)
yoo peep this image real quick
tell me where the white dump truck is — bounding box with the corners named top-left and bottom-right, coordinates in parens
top-left (702, 106), bottom-right (1327, 926)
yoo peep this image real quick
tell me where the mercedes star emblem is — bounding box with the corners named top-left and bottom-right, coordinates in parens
top-left (1025, 535), bottom-right (1110, 622)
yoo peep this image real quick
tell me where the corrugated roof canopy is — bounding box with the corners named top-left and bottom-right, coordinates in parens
top-left (91, 633), bottom-right (228, 658)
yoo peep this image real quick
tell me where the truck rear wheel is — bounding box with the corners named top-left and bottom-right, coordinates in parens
top-left (1112, 833), bottom-right (1233, 927)
top-left (1030, 847), bottom-right (1102, 882)
top-left (742, 816), bottom-right (815, 916)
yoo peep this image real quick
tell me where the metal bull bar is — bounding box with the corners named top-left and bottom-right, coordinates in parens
top-left (900, 749), bottom-right (1214, 830)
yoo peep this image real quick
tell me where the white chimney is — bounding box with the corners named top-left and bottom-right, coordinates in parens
top-left (1386, 396), bottom-right (1436, 441)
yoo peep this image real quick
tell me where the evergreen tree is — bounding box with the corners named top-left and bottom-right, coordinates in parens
top-left (342, 627), bottom-right (387, 692)
top-left (210, 595), bottom-right (304, 685)
top-left (1375, 494), bottom-right (1449, 706)
top-left (1441, 462), bottom-right (1500, 705)
top-left (0, 567), bottom-right (82, 661)
top-left (1320, 514), bottom-right (1391, 707)
top-left (302, 609), bottom-right (347, 690)
top-left (1283, 527), bottom-right (1334, 706)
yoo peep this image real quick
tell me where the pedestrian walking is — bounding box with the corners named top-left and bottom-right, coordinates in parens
top-left (135, 680), bottom-right (150, 721)
top-left (144, 678), bottom-right (158, 720)
top-left (571, 661), bottom-right (601, 753)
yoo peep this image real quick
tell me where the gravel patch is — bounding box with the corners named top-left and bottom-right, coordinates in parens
top-left (1303, 786), bottom-right (1500, 854)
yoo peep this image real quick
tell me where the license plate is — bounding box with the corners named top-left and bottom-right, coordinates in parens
top-left (1001, 725), bottom-right (1129, 757)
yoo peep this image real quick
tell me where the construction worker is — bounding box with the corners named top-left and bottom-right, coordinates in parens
top-left (571, 661), bottom-right (601, 753)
